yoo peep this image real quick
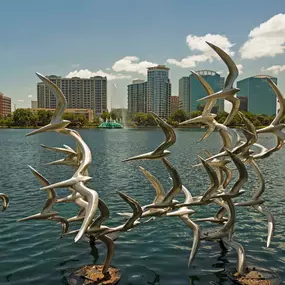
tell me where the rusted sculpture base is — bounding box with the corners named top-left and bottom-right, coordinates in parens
top-left (227, 265), bottom-right (280, 285)
top-left (68, 265), bottom-right (121, 285)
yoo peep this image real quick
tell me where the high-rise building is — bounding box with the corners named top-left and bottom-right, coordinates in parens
top-left (31, 100), bottom-right (38, 109)
top-left (170, 96), bottom-right (179, 114)
top-left (237, 75), bottom-right (277, 115)
top-left (179, 77), bottom-right (190, 113)
top-left (0, 93), bottom-right (11, 116)
top-left (147, 65), bottom-right (171, 118)
top-left (37, 75), bottom-right (107, 116)
top-left (127, 80), bottom-right (147, 113)
top-left (179, 70), bottom-right (224, 114)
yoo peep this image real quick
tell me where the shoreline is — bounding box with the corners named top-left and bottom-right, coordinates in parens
top-left (0, 125), bottom-right (266, 130)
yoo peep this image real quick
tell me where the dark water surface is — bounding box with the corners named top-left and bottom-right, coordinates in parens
top-left (0, 128), bottom-right (284, 285)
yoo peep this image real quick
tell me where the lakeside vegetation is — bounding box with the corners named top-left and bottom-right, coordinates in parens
top-left (0, 108), bottom-right (276, 129)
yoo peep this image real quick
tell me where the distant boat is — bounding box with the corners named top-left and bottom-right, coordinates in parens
top-left (98, 120), bottom-right (123, 129)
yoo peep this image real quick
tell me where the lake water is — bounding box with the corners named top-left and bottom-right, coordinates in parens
top-left (0, 128), bottom-right (284, 285)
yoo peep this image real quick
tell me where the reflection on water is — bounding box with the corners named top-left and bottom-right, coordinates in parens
top-left (0, 128), bottom-right (284, 284)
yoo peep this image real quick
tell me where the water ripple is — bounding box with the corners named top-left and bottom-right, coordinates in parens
top-left (0, 129), bottom-right (284, 284)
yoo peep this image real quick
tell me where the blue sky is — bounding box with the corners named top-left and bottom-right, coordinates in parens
top-left (0, 0), bottom-right (284, 110)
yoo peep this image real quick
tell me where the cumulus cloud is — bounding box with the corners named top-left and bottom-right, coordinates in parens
top-left (28, 94), bottom-right (32, 98)
top-left (66, 69), bottom-right (131, 80)
top-left (167, 33), bottom-right (235, 68)
top-left (17, 99), bottom-right (24, 102)
top-left (261, 64), bottom-right (285, 74)
top-left (112, 56), bottom-right (157, 75)
top-left (240, 14), bottom-right (285, 59)
top-left (236, 64), bottom-right (244, 74)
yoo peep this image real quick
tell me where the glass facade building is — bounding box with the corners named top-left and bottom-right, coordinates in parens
top-left (147, 65), bottom-right (171, 118)
top-left (179, 70), bottom-right (224, 113)
top-left (179, 77), bottom-right (190, 113)
top-left (127, 80), bottom-right (147, 113)
top-left (190, 70), bottom-right (224, 112)
top-left (237, 75), bottom-right (277, 115)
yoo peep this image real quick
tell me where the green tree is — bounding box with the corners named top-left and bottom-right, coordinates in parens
top-left (170, 109), bottom-right (188, 123)
top-left (110, 111), bottom-right (117, 121)
top-left (146, 113), bottom-right (157, 126)
top-left (37, 110), bottom-right (53, 126)
top-left (13, 109), bottom-right (36, 126)
top-left (189, 110), bottom-right (202, 118)
top-left (132, 113), bottom-right (147, 126)
top-left (101, 111), bottom-right (110, 121)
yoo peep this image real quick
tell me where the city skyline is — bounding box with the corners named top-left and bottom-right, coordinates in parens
top-left (0, 1), bottom-right (284, 110)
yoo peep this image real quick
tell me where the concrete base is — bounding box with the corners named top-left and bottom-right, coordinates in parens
top-left (68, 265), bottom-right (121, 285)
top-left (227, 265), bottom-right (280, 285)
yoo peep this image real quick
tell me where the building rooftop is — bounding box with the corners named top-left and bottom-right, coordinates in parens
top-left (147, 65), bottom-right (169, 71)
top-left (237, 74), bottom-right (277, 83)
top-left (196, 70), bottom-right (218, 76)
top-left (254, 75), bottom-right (276, 79)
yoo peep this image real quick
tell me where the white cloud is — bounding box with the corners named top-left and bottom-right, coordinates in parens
top-left (112, 56), bottom-right (157, 75)
top-left (240, 14), bottom-right (285, 59)
top-left (17, 99), bottom-right (24, 102)
top-left (261, 64), bottom-right (285, 74)
top-left (66, 69), bottom-right (131, 80)
top-left (236, 64), bottom-right (244, 74)
top-left (167, 33), bottom-right (235, 68)
top-left (28, 94), bottom-right (32, 98)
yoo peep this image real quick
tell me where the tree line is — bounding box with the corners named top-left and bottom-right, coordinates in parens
top-left (0, 109), bottom-right (88, 127)
top-left (0, 108), bottom-right (276, 128)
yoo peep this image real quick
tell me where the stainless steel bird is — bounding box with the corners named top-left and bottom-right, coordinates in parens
top-left (25, 73), bottom-right (70, 136)
top-left (17, 166), bottom-right (58, 221)
top-left (122, 112), bottom-right (176, 162)
top-left (0, 193), bottom-right (9, 212)
top-left (196, 42), bottom-right (240, 126)
top-left (257, 78), bottom-right (285, 140)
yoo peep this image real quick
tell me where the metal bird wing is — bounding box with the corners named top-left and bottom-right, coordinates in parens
top-left (28, 165), bottom-right (57, 214)
top-left (190, 70), bottom-right (215, 115)
top-left (36, 72), bottom-right (67, 123)
top-left (160, 158), bottom-right (182, 204)
top-left (0, 193), bottom-right (9, 212)
top-left (266, 78), bottom-right (285, 125)
top-left (41, 144), bottom-right (77, 155)
top-left (225, 150), bottom-right (248, 195)
top-left (206, 41), bottom-right (239, 90)
top-left (139, 166), bottom-right (166, 203)
top-left (118, 192), bottom-right (142, 230)
top-left (90, 199), bottom-right (110, 228)
top-left (151, 112), bottom-right (176, 154)
top-left (199, 156), bottom-right (220, 201)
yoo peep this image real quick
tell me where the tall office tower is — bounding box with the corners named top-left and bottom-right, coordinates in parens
top-left (147, 65), bottom-right (171, 118)
top-left (127, 80), bottom-right (147, 113)
top-left (237, 75), bottom-right (277, 115)
top-left (37, 75), bottom-right (107, 116)
top-left (0, 93), bottom-right (11, 116)
top-left (179, 70), bottom-right (224, 114)
top-left (179, 77), bottom-right (190, 113)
